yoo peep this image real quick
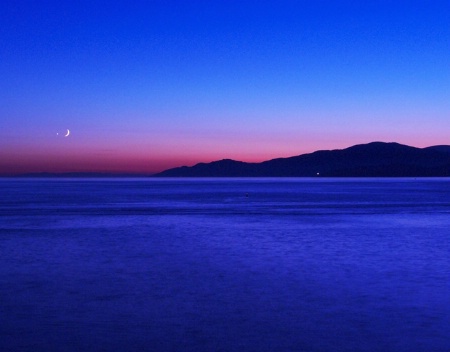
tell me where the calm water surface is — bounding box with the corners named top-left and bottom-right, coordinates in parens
top-left (1, 178), bottom-right (449, 351)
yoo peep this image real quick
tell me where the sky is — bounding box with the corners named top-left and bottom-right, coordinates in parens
top-left (1, 0), bottom-right (449, 174)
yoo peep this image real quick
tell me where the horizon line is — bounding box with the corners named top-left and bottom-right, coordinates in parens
top-left (2, 141), bottom-right (449, 177)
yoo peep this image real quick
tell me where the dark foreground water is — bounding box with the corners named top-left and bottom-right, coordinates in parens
top-left (0, 178), bottom-right (449, 352)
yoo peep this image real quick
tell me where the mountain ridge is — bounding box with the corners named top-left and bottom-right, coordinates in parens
top-left (155, 142), bottom-right (450, 177)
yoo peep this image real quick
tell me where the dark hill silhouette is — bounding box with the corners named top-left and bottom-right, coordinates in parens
top-left (424, 145), bottom-right (450, 154)
top-left (155, 142), bottom-right (450, 177)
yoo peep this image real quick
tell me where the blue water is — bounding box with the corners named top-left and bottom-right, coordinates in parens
top-left (1, 178), bottom-right (449, 352)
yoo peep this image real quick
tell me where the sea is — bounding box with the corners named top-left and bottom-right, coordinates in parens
top-left (0, 178), bottom-right (449, 352)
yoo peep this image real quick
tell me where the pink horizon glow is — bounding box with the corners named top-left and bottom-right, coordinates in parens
top-left (1, 134), bottom-right (449, 175)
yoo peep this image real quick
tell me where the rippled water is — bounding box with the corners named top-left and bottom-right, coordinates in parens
top-left (1, 178), bottom-right (449, 351)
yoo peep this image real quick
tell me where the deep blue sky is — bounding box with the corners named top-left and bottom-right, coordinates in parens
top-left (1, 1), bottom-right (449, 173)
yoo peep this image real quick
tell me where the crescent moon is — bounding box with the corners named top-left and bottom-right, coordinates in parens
top-left (64, 129), bottom-right (70, 137)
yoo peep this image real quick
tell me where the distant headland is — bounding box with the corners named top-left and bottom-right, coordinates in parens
top-left (5, 142), bottom-right (450, 178)
top-left (155, 142), bottom-right (450, 177)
